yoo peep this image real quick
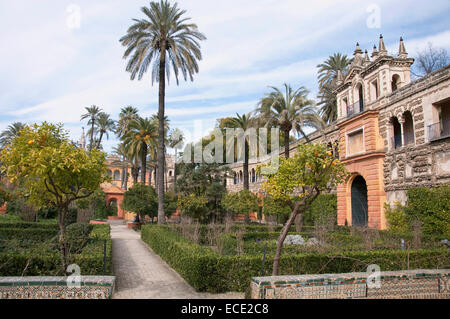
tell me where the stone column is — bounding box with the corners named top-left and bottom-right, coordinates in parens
top-left (399, 117), bottom-right (405, 147)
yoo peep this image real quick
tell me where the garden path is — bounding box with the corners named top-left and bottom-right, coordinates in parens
top-left (110, 221), bottom-right (244, 299)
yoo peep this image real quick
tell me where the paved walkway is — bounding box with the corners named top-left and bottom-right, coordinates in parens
top-left (110, 221), bottom-right (244, 299)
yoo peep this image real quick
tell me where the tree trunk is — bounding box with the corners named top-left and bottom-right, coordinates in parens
top-left (272, 202), bottom-right (300, 276)
top-left (122, 163), bottom-right (128, 191)
top-left (157, 43), bottom-right (167, 224)
top-left (58, 204), bottom-right (69, 274)
top-left (89, 119), bottom-right (95, 152)
top-left (96, 131), bottom-right (104, 149)
top-left (141, 143), bottom-right (147, 185)
top-left (284, 129), bottom-right (290, 159)
top-left (173, 149), bottom-right (177, 192)
top-left (243, 139), bottom-right (250, 190)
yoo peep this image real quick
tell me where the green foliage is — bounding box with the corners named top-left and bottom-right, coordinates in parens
top-left (405, 186), bottom-right (450, 237)
top-left (178, 194), bottom-right (209, 222)
top-left (0, 228), bottom-right (58, 241)
top-left (121, 183), bottom-right (158, 221)
top-left (76, 188), bottom-right (109, 220)
top-left (64, 223), bottom-right (94, 254)
top-left (385, 201), bottom-right (409, 233)
top-left (0, 224), bottom-right (112, 276)
top-left (164, 192), bottom-right (179, 218)
top-left (0, 186), bottom-right (10, 207)
top-left (304, 194), bottom-right (337, 226)
top-left (176, 162), bottom-right (230, 222)
top-left (142, 225), bottom-right (449, 293)
top-left (261, 143), bottom-right (348, 203)
top-left (222, 190), bottom-right (259, 216)
top-left (64, 208), bottom-right (78, 227)
top-left (262, 195), bottom-right (291, 220)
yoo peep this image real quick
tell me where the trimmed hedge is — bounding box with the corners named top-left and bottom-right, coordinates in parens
top-left (0, 224), bottom-right (112, 276)
top-left (0, 228), bottom-right (58, 241)
top-left (142, 225), bottom-right (450, 294)
top-left (0, 221), bottom-right (58, 230)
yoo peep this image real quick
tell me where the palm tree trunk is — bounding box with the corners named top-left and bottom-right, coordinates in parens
top-left (284, 129), bottom-right (290, 158)
top-left (157, 43), bottom-right (167, 224)
top-left (89, 119), bottom-right (95, 151)
top-left (173, 149), bottom-right (177, 192)
top-left (243, 140), bottom-right (250, 190)
top-left (96, 131), bottom-right (104, 149)
top-left (141, 143), bottom-right (147, 185)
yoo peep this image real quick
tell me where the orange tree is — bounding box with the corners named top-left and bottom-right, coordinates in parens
top-left (260, 143), bottom-right (348, 275)
top-left (0, 122), bottom-right (108, 270)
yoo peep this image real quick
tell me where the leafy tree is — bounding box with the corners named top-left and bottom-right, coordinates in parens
top-left (257, 84), bottom-right (323, 158)
top-left (262, 195), bottom-right (291, 224)
top-left (177, 162), bottom-right (230, 223)
top-left (303, 194), bottom-right (337, 226)
top-left (0, 122), bottom-right (108, 270)
top-left (120, 0), bottom-right (206, 224)
top-left (121, 183), bottom-right (158, 223)
top-left (80, 105), bottom-right (102, 151)
top-left (222, 189), bottom-right (259, 222)
top-left (164, 191), bottom-right (179, 218)
top-left (168, 128), bottom-right (184, 192)
top-left (260, 143), bottom-right (348, 275)
top-left (0, 122), bottom-right (25, 149)
top-left (76, 188), bottom-right (110, 220)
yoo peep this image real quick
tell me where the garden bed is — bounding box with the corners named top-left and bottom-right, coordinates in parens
top-left (141, 225), bottom-right (450, 295)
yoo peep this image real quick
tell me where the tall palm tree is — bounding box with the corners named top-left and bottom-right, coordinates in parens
top-left (226, 113), bottom-right (257, 190)
top-left (257, 84), bottom-right (323, 158)
top-left (168, 128), bottom-right (184, 192)
top-left (96, 113), bottom-right (116, 149)
top-left (113, 143), bottom-right (129, 190)
top-left (81, 105), bottom-right (102, 151)
top-left (117, 106), bottom-right (139, 138)
top-left (0, 122), bottom-right (25, 148)
top-left (120, 0), bottom-right (206, 224)
top-left (317, 53), bottom-right (352, 88)
top-left (317, 53), bottom-right (352, 123)
top-left (121, 117), bottom-right (157, 186)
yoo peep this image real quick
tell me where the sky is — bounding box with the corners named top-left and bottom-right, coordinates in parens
top-left (1, 0), bottom-right (450, 153)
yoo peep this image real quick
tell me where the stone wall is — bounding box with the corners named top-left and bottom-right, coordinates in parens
top-left (251, 269), bottom-right (450, 299)
top-left (0, 276), bottom-right (115, 299)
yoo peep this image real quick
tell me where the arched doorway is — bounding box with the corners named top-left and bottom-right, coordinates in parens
top-left (351, 176), bottom-right (368, 227)
top-left (108, 198), bottom-right (118, 217)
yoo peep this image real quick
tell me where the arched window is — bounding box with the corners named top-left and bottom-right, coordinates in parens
top-left (169, 171), bottom-right (173, 177)
top-left (107, 170), bottom-right (112, 178)
top-left (239, 171), bottom-right (243, 184)
top-left (392, 74), bottom-right (401, 91)
top-left (391, 117), bottom-right (402, 149)
top-left (251, 168), bottom-right (256, 183)
top-left (113, 170), bottom-right (121, 181)
top-left (233, 172), bottom-right (237, 185)
top-left (403, 111), bottom-right (415, 146)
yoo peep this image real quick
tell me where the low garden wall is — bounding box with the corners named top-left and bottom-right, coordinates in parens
top-left (251, 269), bottom-right (450, 299)
top-left (0, 276), bottom-right (115, 299)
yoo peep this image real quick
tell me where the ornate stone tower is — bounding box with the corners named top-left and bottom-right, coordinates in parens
top-left (78, 127), bottom-right (86, 150)
top-left (334, 35), bottom-right (414, 230)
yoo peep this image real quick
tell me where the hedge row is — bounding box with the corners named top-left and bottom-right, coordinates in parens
top-left (141, 225), bottom-right (450, 294)
top-left (0, 221), bottom-right (58, 230)
top-left (0, 224), bottom-right (112, 276)
top-left (0, 228), bottom-right (59, 241)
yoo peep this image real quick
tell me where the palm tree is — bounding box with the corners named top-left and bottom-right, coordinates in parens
top-left (317, 53), bottom-right (352, 88)
top-left (117, 106), bottom-right (139, 138)
top-left (226, 113), bottom-right (257, 190)
top-left (121, 117), bottom-right (157, 186)
top-left (257, 84), bottom-right (323, 158)
top-left (317, 53), bottom-right (352, 123)
top-left (120, 0), bottom-right (206, 224)
top-left (168, 128), bottom-right (184, 192)
top-left (0, 122), bottom-right (25, 148)
top-left (81, 105), bottom-right (102, 151)
top-left (96, 113), bottom-right (116, 149)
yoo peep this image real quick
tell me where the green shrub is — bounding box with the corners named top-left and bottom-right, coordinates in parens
top-left (64, 223), bottom-right (94, 254)
top-left (222, 190), bottom-right (259, 217)
top-left (142, 225), bottom-right (450, 293)
top-left (405, 186), bottom-right (450, 237)
top-left (304, 194), bottom-right (337, 226)
top-left (0, 228), bottom-right (58, 241)
top-left (385, 201), bottom-right (409, 233)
